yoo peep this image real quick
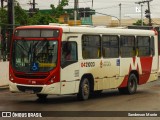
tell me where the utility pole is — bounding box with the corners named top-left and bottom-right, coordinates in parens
top-left (91, 0), bottom-right (93, 25)
top-left (74, 0), bottom-right (78, 26)
top-left (147, 0), bottom-right (152, 26)
top-left (119, 3), bottom-right (121, 26)
top-left (7, 0), bottom-right (15, 59)
top-left (141, 4), bottom-right (143, 26)
top-left (135, 2), bottom-right (143, 26)
top-left (8, 0), bottom-right (14, 26)
top-left (1, 0), bottom-right (4, 8)
top-left (135, 0), bottom-right (153, 26)
top-left (28, 0), bottom-right (38, 14)
top-left (33, 0), bottom-right (36, 11)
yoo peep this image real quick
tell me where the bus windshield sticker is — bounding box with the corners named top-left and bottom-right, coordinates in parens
top-left (31, 62), bottom-right (39, 71)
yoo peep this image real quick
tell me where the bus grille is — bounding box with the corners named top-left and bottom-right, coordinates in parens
top-left (17, 85), bottom-right (42, 93)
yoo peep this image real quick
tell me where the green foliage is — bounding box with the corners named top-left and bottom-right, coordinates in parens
top-left (133, 20), bottom-right (147, 26)
top-left (28, 12), bottom-right (57, 25)
top-left (50, 0), bottom-right (69, 20)
top-left (0, 2), bottom-right (28, 26)
top-left (0, 0), bottom-right (69, 26)
top-left (0, 8), bottom-right (7, 24)
top-left (29, 0), bottom-right (69, 25)
top-left (14, 3), bottom-right (29, 25)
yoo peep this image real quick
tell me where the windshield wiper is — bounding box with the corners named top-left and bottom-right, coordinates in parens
top-left (15, 41), bottom-right (28, 54)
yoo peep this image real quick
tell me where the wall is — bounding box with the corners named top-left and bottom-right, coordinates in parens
top-left (92, 16), bottom-right (112, 26)
top-left (92, 15), bottom-right (160, 27)
top-left (0, 62), bottom-right (9, 87)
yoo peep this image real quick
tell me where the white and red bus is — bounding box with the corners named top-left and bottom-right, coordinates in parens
top-left (9, 25), bottom-right (158, 100)
top-left (128, 25), bottom-right (160, 75)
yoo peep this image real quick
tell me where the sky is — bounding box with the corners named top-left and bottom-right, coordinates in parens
top-left (6, 0), bottom-right (160, 19)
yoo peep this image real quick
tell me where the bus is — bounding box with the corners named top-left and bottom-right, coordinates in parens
top-left (9, 25), bottom-right (158, 100)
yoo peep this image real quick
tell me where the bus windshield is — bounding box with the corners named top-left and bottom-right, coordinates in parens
top-left (11, 40), bottom-right (58, 72)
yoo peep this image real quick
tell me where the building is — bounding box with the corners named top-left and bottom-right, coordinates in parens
top-left (92, 15), bottom-right (160, 27)
top-left (39, 9), bottom-right (160, 27)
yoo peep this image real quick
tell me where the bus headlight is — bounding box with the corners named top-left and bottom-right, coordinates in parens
top-left (10, 74), bottom-right (14, 81)
top-left (50, 76), bottom-right (56, 83)
top-left (10, 77), bottom-right (14, 81)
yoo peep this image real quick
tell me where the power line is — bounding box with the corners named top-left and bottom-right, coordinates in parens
top-left (95, 5), bottom-right (118, 10)
top-left (82, 0), bottom-right (90, 7)
top-left (68, 0), bottom-right (92, 3)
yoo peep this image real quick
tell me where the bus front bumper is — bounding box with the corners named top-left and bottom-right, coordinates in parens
top-left (9, 81), bottom-right (61, 95)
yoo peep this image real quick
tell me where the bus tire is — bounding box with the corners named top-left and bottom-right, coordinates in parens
top-left (36, 94), bottom-right (48, 100)
top-left (77, 78), bottom-right (90, 100)
top-left (119, 74), bottom-right (137, 94)
top-left (126, 74), bottom-right (137, 94)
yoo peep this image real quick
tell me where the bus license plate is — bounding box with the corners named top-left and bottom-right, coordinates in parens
top-left (25, 89), bottom-right (34, 94)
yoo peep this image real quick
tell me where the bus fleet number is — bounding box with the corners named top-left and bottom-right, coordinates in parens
top-left (81, 62), bottom-right (95, 67)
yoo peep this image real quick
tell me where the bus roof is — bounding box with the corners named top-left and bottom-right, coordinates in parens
top-left (16, 25), bottom-right (155, 36)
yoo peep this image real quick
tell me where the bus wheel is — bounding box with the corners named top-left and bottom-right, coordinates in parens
top-left (77, 78), bottom-right (90, 100)
top-left (36, 94), bottom-right (48, 100)
top-left (119, 74), bottom-right (137, 94)
top-left (127, 74), bottom-right (137, 94)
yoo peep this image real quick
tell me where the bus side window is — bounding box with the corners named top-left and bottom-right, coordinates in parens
top-left (120, 36), bottom-right (135, 58)
top-left (102, 35), bottom-right (119, 58)
top-left (137, 36), bottom-right (150, 57)
top-left (82, 35), bottom-right (101, 59)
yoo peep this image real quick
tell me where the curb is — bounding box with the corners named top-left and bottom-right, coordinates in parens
top-left (0, 85), bottom-right (9, 90)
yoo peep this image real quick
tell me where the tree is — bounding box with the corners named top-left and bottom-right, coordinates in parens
top-left (28, 0), bottom-right (69, 25)
top-left (0, 2), bottom-right (29, 26)
top-left (50, 0), bottom-right (69, 22)
top-left (14, 3), bottom-right (29, 25)
top-left (0, 0), bottom-right (69, 25)
top-left (133, 20), bottom-right (147, 26)
top-left (0, 8), bottom-right (7, 24)
top-left (28, 12), bottom-right (57, 25)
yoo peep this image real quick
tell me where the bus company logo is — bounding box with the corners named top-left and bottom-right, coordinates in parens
top-left (81, 62), bottom-right (95, 67)
top-left (103, 61), bottom-right (111, 67)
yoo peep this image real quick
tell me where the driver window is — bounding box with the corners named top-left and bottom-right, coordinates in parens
top-left (61, 41), bottom-right (78, 65)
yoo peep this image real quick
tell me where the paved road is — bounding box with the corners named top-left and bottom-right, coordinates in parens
top-left (0, 79), bottom-right (160, 120)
